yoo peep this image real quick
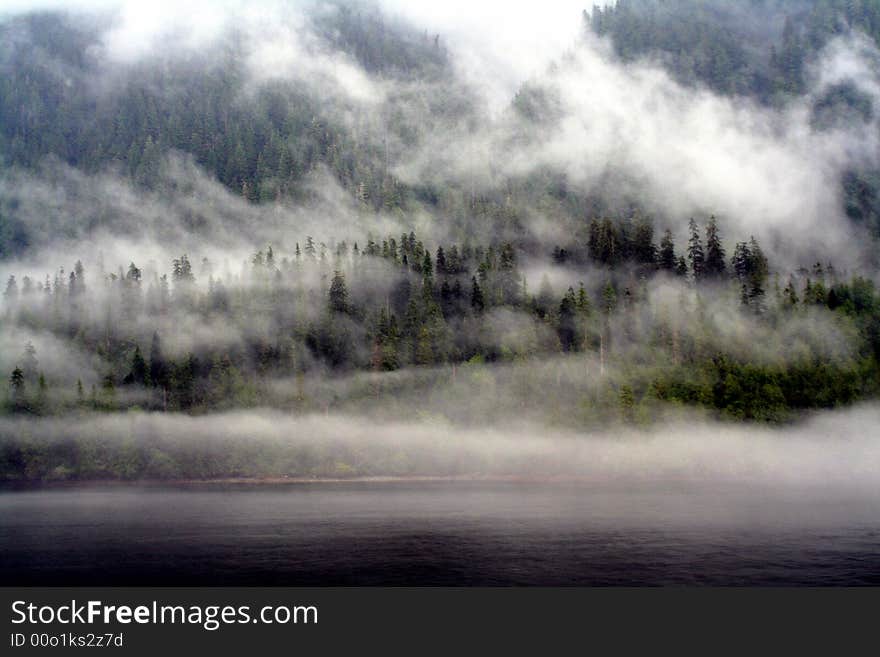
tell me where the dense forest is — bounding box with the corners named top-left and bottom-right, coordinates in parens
top-left (3, 215), bottom-right (878, 423)
top-left (2, 1), bottom-right (880, 480)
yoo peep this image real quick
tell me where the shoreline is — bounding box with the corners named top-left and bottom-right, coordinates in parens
top-left (0, 474), bottom-right (598, 489)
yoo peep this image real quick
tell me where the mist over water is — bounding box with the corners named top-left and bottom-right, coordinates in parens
top-left (2, 404), bottom-right (880, 487)
top-left (2, 406), bottom-right (880, 585)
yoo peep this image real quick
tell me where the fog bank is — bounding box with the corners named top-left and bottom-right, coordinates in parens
top-left (3, 405), bottom-right (879, 490)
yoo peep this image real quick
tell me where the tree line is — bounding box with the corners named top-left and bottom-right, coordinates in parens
top-left (3, 215), bottom-right (879, 420)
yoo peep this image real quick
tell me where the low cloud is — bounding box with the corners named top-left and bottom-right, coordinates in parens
top-left (2, 405), bottom-right (879, 490)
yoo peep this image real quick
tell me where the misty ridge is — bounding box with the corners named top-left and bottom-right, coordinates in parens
top-left (1, 0), bottom-right (880, 482)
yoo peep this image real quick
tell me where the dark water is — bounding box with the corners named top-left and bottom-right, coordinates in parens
top-left (1, 482), bottom-right (879, 585)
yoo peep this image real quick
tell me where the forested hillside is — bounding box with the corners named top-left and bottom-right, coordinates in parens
top-left (3, 214), bottom-right (878, 427)
top-left (589, 0), bottom-right (880, 236)
top-left (2, 0), bottom-right (880, 475)
top-left (5, 1), bottom-right (879, 258)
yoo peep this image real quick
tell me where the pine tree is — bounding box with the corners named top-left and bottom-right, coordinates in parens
top-left (659, 229), bottom-right (676, 271)
top-left (747, 236), bottom-right (768, 308)
top-left (602, 281), bottom-right (617, 314)
top-left (127, 262), bottom-right (142, 282)
top-left (4, 275), bottom-right (18, 302)
top-left (558, 287), bottom-right (580, 351)
top-left (329, 270), bottom-right (349, 314)
top-left (435, 246), bottom-right (447, 275)
top-left (422, 251), bottom-right (434, 290)
top-left (731, 242), bottom-right (751, 281)
top-left (632, 215), bottom-right (656, 266)
top-left (704, 216), bottom-right (726, 278)
top-left (415, 326), bottom-right (433, 365)
top-left (125, 345), bottom-right (149, 386)
top-left (172, 255), bottom-right (194, 283)
top-left (687, 218), bottom-right (705, 281)
top-left (576, 282), bottom-right (592, 316)
top-left (675, 256), bottom-right (688, 277)
top-left (10, 367), bottom-right (24, 393)
top-left (266, 245), bottom-right (275, 270)
top-left (448, 244), bottom-right (461, 274)
top-left (470, 276), bottom-right (485, 313)
top-left (9, 366), bottom-right (26, 412)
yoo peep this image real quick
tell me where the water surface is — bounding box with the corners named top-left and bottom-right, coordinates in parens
top-left (1, 482), bottom-right (879, 585)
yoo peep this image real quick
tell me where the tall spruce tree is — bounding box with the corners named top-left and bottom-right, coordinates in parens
top-left (659, 229), bottom-right (676, 271)
top-left (329, 271), bottom-right (349, 314)
top-left (687, 218), bottom-right (705, 281)
top-left (704, 216), bottom-right (726, 278)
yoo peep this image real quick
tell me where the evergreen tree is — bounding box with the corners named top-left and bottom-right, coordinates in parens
top-left (435, 246), bottom-right (447, 275)
top-left (470, 276), bottom-right (485, 313)
top-left (4, 275), bottom-right (18, 302)
top-left (266, 245), bottom-right (275, 270)
top-left (602, 281), bottom-right (617, 314)
top-left (632, 215), bottom-right (657, 266)
top-left (557, 287), bottom-right (580, 352)
top-left (9, 366), bottom-right (27, 413)
top-left (127, 262), bottom-right (142, 282)
top-left (687, 218), bottom-right (705, 281)
top-left (675, 256), bottom-right (688, 277)
top-left (329, 270), bottom-right (349, 314)
top-left (746, 236), bottom-right (768, 306)
top-left (576, 282), bottom-right (592, 316)
top-left (172, 255), bottom-right (194, 283)
top-left (421, 250), bottom-right (434, 293)
top-left (659, 229), bottom-right (676, 271)
top-left (704, 216), bottom-right (726, 278)
top-left (731, 242), bottom-right (751, 281)
top-left (124, 345), bottom-right (149, 386)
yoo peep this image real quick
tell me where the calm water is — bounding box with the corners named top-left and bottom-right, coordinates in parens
top-left (1, 482), bottom-right (879, 585)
